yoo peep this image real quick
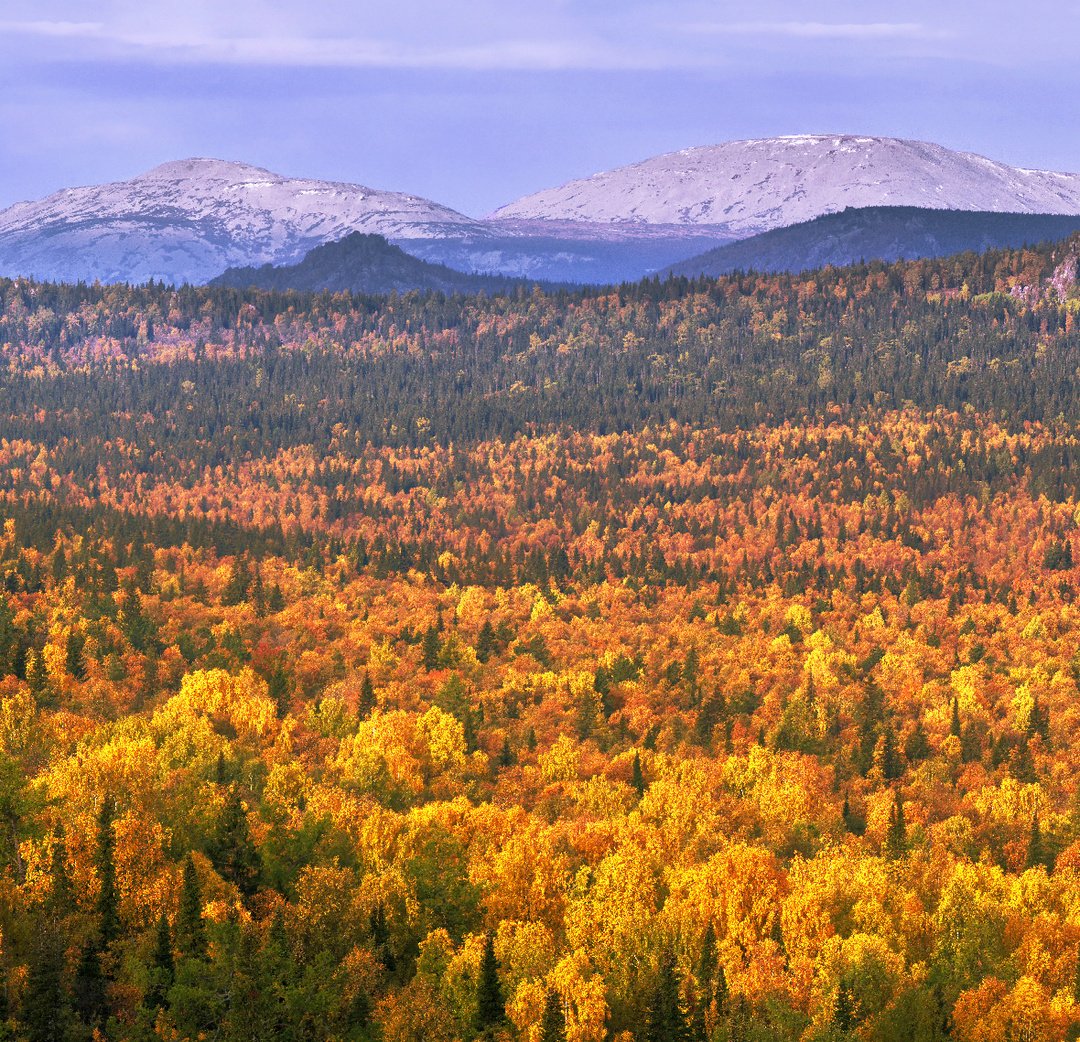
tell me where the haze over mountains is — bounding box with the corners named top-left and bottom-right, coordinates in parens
top-left (3, 135), bottom-right (1080, 288)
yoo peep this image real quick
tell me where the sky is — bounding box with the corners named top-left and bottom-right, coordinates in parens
top-left (2, 0), bottom-right (1080, 217)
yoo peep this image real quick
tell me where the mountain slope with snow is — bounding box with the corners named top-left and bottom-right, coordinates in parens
top-left (491, 136), bottom-right (1080, 236)
top-left (0, 159), bottom-right (488, 285)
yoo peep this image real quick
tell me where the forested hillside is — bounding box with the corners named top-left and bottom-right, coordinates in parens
top-left (664, 208), bottom-right (1080, 278)
top-left (1, 237), bottom-right (1080, 1042)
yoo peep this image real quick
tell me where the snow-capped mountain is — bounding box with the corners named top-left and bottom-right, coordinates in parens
top-left (8, 138), bottom-right (1080, 288)
top-left (0, 158), bottom-right (488, 285)
top-left (490, 135), bottom-right (1080, 237)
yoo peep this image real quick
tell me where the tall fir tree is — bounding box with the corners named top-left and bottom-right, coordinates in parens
top-left (834, 980), bottom-right (855, 1033)
top-left (884, 791), bottom-right (907, 861)
top-left (476, 620), bottom-right (496, 664)
top-left (474, 933), bottom-right (506, 1034)
top-left (421, 625), bottom-right (442, 671)
top-left (949, 697), bottom-right (962, 740)
top-left (208, 786), bottom-right (262, 897)
top-left (23, 928), bottom-right (65, 1042)
top-left (359, 672), bottom-right (376, 717)
top-left (46, 828), bottom-right (73, 918)
top-left (540, 988), bottom-right (567, 1042)
top-left (96, 796), bottom-right (120, 948)
top-left (72, 943), bottom-right (107, 1030)
top-left (645, 951), bottom-right (691, 1042)
top-left (175, 856), bottom-right (207, 961)
top-left (144, 911), bottom-right (175, 1013)
top-left (1026, 812), bottom-right (1049, 871)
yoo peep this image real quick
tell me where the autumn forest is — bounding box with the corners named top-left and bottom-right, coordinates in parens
top-left (2, 238), bottom-right (1080, 1042)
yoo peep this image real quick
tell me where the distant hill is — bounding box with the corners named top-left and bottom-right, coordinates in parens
top-left (664, 207), bottom-right (1080, 277)
top-left (211, 232), bottom-right (540, 295)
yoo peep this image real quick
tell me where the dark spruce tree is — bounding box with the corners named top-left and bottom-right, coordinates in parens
top-left (175, 856), bottom-right (207, 961)
top-left (540, 988), bottom-right (566, 1042)
top-left (474, 933), bottom-right (506, 1035)
top-left (95, 796), bottom-right (120, 948)
top-left (22, 928), bottom-right (66, 1042)
top-left (645, 950), bottom-right (691, 1042)
top-left (421, 625), bottom-right (442, 671)
top-left (208, 785), bottom-right (262, 897)
top-left (834, 980), bottom-right (856, 1034)
top-left (144, 911), bottom-right (175, 1014)
top-left (359, 672), bottom-right (376, 716)
top-left (476, 621), bottom-right (496, 663)
top-left (1026, 812), bottom-right (1049, 871)
top-left (369, 902), bottom-right (395, 973)
top-left (72, 942), bottom-right (108, 1031)
top-left (695, 923), bottom-right (718, 1010)
top-left (884, 791), bottom-right (907, 861)
top-left (46, 828), bottom-right (74, 917)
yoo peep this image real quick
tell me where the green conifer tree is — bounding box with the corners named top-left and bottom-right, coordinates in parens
top-left (474, 933), bottom-right (506, 1034)
top-left (267, 661), bottom-right (290, 718)
top-left (540, 988), bottom-right (566, 1042)
top-left (695, 924), bottom-right (718, 1010)
top-left (645, 950), bottom-right (691, 1042)
top-left (144, 911), bottom-right (175, 1013)
top-left (884, 791), bottom-right (907, 861)
top-left (359, 671), bottom-right (376, 717)
top-left (476, 621), bottom-right (496, 664)
top-left (421, 625), bottom-right (442, 671)
top-left (175, 856), bottom-right (207, 960)
top-left (498, 737), bottom-right (514, 768)
top-left (96, 796), bottom-right (120, 948)
top-left (46, 828), bottom-right (73, 918)
top-left (208, 786), bottom-right (262, 897)
top-left (23, 929), bottom-right (65, 1042)
top-left (1026, 812), bottom-right (1048, 871)
top-left (72, 943), bottom-right (107, 1029)
top-left (834, 980), bottom-right (855, 1033)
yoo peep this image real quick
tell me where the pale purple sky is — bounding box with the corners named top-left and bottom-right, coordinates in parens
top-left (2, 0), bottom-right (1079, 217)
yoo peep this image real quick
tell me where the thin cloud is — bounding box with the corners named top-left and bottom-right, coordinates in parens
top-left (0, 19), bottom-right (659, 71)
top-left (686, 21), bottom-right (948, 41)
top-left (0, 20), bottom-right (104, 37)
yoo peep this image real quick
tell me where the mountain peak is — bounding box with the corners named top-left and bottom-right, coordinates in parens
top-left (491, 136), bottom-right (1080, 234)
top-left (0, 159), bottom-right (487, 286)
top-left (135, 157), bottom-right (284, 182)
